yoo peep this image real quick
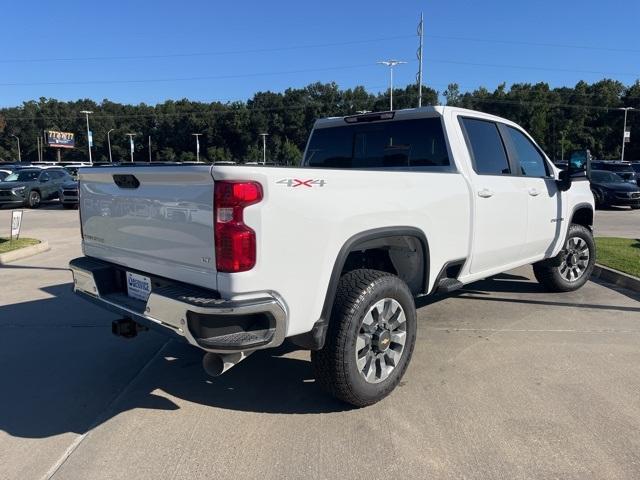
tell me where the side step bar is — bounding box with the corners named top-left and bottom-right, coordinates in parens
top-left (435, 278), bottom-right (464, 294)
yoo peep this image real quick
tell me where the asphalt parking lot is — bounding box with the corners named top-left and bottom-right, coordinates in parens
top-left (1, 206), bottom-right (639, 480)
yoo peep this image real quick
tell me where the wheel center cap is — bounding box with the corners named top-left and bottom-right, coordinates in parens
top-left (568, 253), bottom-right (578, 266)
top-left (373, 330), bottom-right (391, 352)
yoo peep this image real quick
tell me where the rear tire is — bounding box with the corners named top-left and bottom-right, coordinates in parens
top-left (311, 269), bottom-right (417, 407)
top-left (27, 190), bottom-right (41, 209)
top-left (533, 224), bottom-right (595, 292)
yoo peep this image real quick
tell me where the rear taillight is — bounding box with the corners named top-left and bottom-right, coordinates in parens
top-left (214, 181), bottom-right (263, 272)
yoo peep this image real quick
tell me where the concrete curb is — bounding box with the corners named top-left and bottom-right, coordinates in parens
top-left (591, 264), bottom-right (640, 293)
top-left (0, 241), bottom-right (50, 265)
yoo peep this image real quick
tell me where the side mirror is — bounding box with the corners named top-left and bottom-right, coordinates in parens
top-left (557, 169), bottom-right (572, 192)
top-left (567, 149), bottom-right (592, 177)
top-left (40, 175), bottom-right (50, 183)
top-left (558, 148), bottom-right (592, 192)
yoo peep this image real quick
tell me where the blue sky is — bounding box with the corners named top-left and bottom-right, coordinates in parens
top-left (0, 0), bottom-right (638, 107)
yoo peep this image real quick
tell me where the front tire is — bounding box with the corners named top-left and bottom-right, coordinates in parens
top-left (311, 269), bottom-right (417, 407)
top-left (533, 224), bottom-right (595, 292)
top-left (27, 190), bottom-right (41, 209)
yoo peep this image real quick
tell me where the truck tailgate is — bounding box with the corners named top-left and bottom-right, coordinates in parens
top-left (79, 165), bottom-right (217, 291)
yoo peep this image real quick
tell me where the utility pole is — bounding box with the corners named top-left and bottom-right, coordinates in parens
top-left (10, 135), bottom-right (21, 162)
top-left (107, 129), bottom-right (114, 163)
top-left (80, 110), bottom-right (93, 164)
top-left (192, 133), bottom-right (202, 163)
top-left (148, 136), bottom-right (152, 163)
top-left (618, 107), bottom-right (635, 161)
top-left (259, 133), bottom-right (268, 165)
top-left (377, 60), bottom-right (407, 111)
top-left (416, 12), bottom-right (424, 108)
top-left (561, 131), bottom-right (566, 162)
top-left (36, 137), bottom-right (41, 162)
top-left (126, 133), bottom-right (136, 162)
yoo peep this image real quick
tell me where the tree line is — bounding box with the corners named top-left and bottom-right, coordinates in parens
top-left (0, 79), bottom-right (638, 164)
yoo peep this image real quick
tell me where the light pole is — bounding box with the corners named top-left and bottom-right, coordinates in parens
top-left (377, 59), bottom-right (407, 111)
top-left (107, 129), bottom-right (114, 163)
top-left (192, 133), bottom-right (202, 163)
top-left (148, 136), bottom-right (152, 163)
top-left (80, 110), bottom-right (93, 163)
top-left (618, 107), bottom-right (635, 161)
top-left (259, 133), bottom-right (268, 165)
top-left (10, 135), bottom-right (21, 162)
top-left (126, 133), bottom-right (136, 162)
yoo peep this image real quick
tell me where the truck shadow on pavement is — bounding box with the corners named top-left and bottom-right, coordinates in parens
top-left (0, 283), bottom-right (351, 440)
top-left (1, 274), bottom-right (638, 440)
top-left (438, 272), bottom-right (640, 311)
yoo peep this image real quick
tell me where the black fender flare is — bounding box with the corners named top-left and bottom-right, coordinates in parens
top-left (569, 202), bottom-right (594, 229)
top-left (289, 226), bottom-right (429, 350)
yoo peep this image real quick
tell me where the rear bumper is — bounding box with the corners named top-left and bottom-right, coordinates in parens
top-left (69, 256), bottom-right (288, 353)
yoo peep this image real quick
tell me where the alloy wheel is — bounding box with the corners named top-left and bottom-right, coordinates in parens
top-left (355, 298), bottom-right (407, 384)
top-left (559, 236), bottom-right (590, 282)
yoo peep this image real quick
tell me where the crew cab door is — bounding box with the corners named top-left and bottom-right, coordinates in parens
top-left (460, 118), bottom-right (528, 274)
top-left (500, 126), bottom-right (560, 259)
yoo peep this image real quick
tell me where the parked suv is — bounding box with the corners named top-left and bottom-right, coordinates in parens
top-left (590, 161), bottom-right (637, 183)
top-left (0, 167), bottom-right (72, 208)
top-left (631, 162), bottom-right (640, 187)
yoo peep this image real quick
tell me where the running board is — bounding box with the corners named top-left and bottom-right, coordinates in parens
top-left (435, 278), bottom-right (464, 294)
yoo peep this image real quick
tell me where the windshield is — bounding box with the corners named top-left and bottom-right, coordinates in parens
top-left (4, 170), bottom-right (40, 182)
top-left (304, 118), bottom-right (450, 169)
top-left (591, 171), bottom-right (625, 183)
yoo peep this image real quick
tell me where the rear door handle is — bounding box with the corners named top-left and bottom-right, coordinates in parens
top-left (528, 188), bottom-right (540, 196)
top-left (477, 188), bottom-right (494, 198)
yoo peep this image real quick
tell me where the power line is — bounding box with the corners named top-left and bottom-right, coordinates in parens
top-left (0, 34), bottom-right (415, 64)
top-left (3, 32), bottom-right (637, 66)
top-left (0, 62), bottom-right (400, 87)
top-left (425, 34), bottom-right (640, 55)
top-left (428, 58), bottom-right (640, 78)
top-left (2, 55), bottom-right (637, 88)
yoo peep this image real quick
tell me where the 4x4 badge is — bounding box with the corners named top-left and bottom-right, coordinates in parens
top-left (276, 178), bottom-right (326, 188)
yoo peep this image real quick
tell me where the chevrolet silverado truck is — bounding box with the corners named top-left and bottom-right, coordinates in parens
top-left (69, 107), bottom-right (595, 407)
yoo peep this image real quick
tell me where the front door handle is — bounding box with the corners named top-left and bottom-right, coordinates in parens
top-left (528, 188), bottom-right (540, 196)
top-left (478, 188), bottom-right (494, 198)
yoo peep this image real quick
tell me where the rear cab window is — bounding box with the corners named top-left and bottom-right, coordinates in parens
top-left (304, 117), bottom-right (451, 170)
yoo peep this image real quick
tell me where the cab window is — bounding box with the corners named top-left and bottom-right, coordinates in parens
top-left (460, 118), bottom-right (511, 175)
top-left (504, 127), bottom-right (550, 177)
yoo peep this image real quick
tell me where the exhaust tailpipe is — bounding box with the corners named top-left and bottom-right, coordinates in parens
top-left (202, 351), bottom-right (253, 377)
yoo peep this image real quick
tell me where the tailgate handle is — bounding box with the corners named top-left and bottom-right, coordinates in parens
top-left (113, 174), bottom-right (140, 189)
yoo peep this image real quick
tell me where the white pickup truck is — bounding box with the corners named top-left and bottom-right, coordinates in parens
top-left (70, 106), bottom-right (595, 407)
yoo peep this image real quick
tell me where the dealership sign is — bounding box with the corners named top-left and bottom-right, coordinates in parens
top-left (46, 130), bottom-right (75, 149)
top-left (10, 210), bottom-right (23, 240)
